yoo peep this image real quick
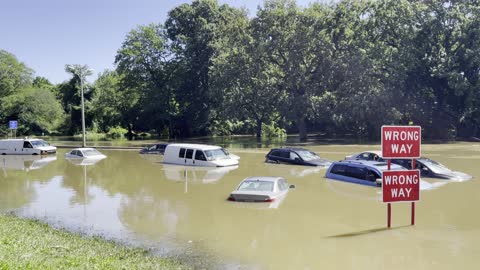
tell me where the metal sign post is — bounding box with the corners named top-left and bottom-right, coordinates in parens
top-left (381, 125), bottom-right (422, 228)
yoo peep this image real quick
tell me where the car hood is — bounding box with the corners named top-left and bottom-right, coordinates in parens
top-left (36, 146), bottom-right (57, 151)
top-left (436, 171), bottom-right (473, 181)
top-left (212, 158), bottom-right (239, 167)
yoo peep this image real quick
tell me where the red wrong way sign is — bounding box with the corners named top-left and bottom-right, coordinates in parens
top-left (382, 170), bottom-right (420, 203)
top-left (382, 125), bottom-right (421, 159)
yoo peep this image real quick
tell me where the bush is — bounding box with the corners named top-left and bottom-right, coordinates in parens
top-left (262, 122), bottom-right (286, 138)
top-left (107, 126), bottom-right (128, 139)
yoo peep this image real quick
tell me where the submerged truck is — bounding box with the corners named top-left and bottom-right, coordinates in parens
top-left (0, 139), bottom-right (57, 155)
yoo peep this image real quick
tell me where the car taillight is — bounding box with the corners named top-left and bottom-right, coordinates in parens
top-left (227, 196), bottom-right (236, 201)
top-left (264, 198), bottom-right (275, 202)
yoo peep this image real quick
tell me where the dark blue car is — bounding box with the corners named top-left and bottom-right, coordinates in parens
top-left (265, 147), bottom-right (332, 167)
top-left (325, 160), bottom-right (406, 187)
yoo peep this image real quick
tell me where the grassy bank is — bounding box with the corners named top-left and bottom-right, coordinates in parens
top-left (0, 214), bottom-right (188, 270)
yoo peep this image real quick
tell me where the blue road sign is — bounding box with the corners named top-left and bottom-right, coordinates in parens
top-left (9, 120), bottom-right (18, 129)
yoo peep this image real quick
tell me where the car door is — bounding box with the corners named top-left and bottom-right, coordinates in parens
top-left (267, 150), bottom-right (282, 163)
top-left (184, 149), bottom-right (194, 165)
top-left (22, 141), bottom-right (35, 155)
top-left (278, 150), bottom-right (291, 164)
top-left (289, 151), bottom-right (303, 165)
top-left (193, 150), bottom-right (208, 166)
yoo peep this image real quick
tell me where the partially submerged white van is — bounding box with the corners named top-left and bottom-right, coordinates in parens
top-left (0, 139), bottom-right (57, 155)
top-left (163, 143), bottom-right (239, 167)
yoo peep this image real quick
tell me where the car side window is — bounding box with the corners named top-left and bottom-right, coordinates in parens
top-left (194, 150), bottom-right (207, 161)
top-left (23, 142), bottom-right (33, 148)
top-left (346, 166), bottom-right (367, 179)
top-left (330, 164), bottom-right (347, 176)
top-left (289, 152), bottom-right (300, 160)
top-left (179, 148), bottom-right (186, 158)
top-left (279, 151), bottom-right (290, 159)
top-left (185, 149), bottom-right (194, 159)
top-left (366, 170), bottom-right (380, 182)
top-left (358, 153), bottom-right (369, 160)
top-left (270, 150), bottom-right (282, 157)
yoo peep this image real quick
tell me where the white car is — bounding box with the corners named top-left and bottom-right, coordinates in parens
top-left (163, 143), bottom-right (239, 167)
top-left (65, 148), bottom-right (106, 160)
top-left (228, 176), bottom-right (295, 203)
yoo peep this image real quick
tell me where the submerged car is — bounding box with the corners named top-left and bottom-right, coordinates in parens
top-left (345, 150), bottom-right (383, 161)
top-left (228, 176), bottom-right (295, 202)
top-left (265, 147), bottom-right (332, 167)
top-left (163, 143), bottom-right (239, 167)
top-left (65, 148), bottom-right (106, 160)
top-left (390, 158), bottom-right (472, 181)
top-left (139, 143), bottom-right (169, 155)
top-left (326, 160), bottom-right (445, 190)
top-left (0, 138), bottom-right (57, 155)
top-left (326, 160), bottom-right (404, 187)
top-left (345, 150), bottom-right (472, 181)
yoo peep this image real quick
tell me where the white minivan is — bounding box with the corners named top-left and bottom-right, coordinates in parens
top-left (163, 143), bottom-right (239, 167)
top-left (0, 139), bottom-right (57, 155)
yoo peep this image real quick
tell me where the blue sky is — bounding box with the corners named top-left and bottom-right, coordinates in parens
top-left (1, 0), bottom-right (318, 84)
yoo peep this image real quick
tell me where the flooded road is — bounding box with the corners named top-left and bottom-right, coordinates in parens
top-left (1, 142), bottom-right (479, 269)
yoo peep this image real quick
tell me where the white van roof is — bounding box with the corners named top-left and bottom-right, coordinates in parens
top-left (167, 143), bottom-right (222, 151)
top-left (0, 138), bottom-right (43, 142)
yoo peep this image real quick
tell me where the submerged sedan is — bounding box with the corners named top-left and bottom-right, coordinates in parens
top-left (65, 148), bottom-right (106, 160)
top-left (228, 176), bottom-right (295, 203)
top-left (391, 158), bottom-right (472, 181)
top-left (345, 150), bottom-right (472, 181)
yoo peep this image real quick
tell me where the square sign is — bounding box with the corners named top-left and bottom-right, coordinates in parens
top-left (9, 120), bottom-right (18, 130)
top-left (381, 125), bottom-right (421, 159)
top-left (382, 170), bottom-right (420, 203)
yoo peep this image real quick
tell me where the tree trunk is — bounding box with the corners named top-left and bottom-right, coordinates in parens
top-left (127, 123), bottom-right (133, 140)
top-left (298, 115), bottom-right (307, 142)
top-left (256, 119), bottom-right (262, 138)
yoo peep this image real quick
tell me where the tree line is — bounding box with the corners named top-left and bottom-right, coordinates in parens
top-left (1, 0), bottom-right (479, 141)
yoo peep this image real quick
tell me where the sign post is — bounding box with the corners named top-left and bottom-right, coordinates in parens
top-left (381, 125), bottom-right (421, 227)
top-left (9, 120), bottom-right (18, 139)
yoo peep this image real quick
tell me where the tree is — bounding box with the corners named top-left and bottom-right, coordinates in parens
top-left (61, 64), bottom-right (94, 136)
top-left (0, 50), bottom-right (33, 98)
top-left (211, 10), bottom-right (286, 137)
top-left (115, 23), bottom-right (178, 138)
top-left (165, 0), bottom-right (246, 137)
top-left (90, 70), bottom-right (123, 133)
top-left (253, 0), bottom-right (334, 141)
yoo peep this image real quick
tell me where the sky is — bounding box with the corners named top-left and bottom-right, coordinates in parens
top-left (1, 0), bottom-right (317, 84)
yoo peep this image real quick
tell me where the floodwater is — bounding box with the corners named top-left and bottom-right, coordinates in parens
top-left (1, 142), bottom-right (479, 269)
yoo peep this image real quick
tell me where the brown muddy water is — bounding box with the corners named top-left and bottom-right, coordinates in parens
top-left (0, 142), bottom-right (479, 269)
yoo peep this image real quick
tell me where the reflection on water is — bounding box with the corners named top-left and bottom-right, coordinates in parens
top-left (0, 143), bottom-right (479, 270)
top-left (163, 164), bottom-right (238, 184)
top-left (1, 154), bottom-right (57, 172)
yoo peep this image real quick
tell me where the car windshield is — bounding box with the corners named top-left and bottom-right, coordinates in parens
top-left (420, 158), bottom-right (451, 174)
top-left (82, 149), bottom-right (102, 157)
top-left (296, 150), bottom-right (320, 161)
top-left (237, 180), bottom-right (274, 192)
top-left (204, 148), bottom-right (229, 161)
top-left (30, 140), bottom-right (50, 147)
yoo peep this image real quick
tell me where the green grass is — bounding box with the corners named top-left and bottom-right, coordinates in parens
top-left (0, 214), bottom-right (189, 270)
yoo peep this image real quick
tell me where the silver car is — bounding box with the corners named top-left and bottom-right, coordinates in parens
top-left (228, 176), bottom-right (295, 203)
